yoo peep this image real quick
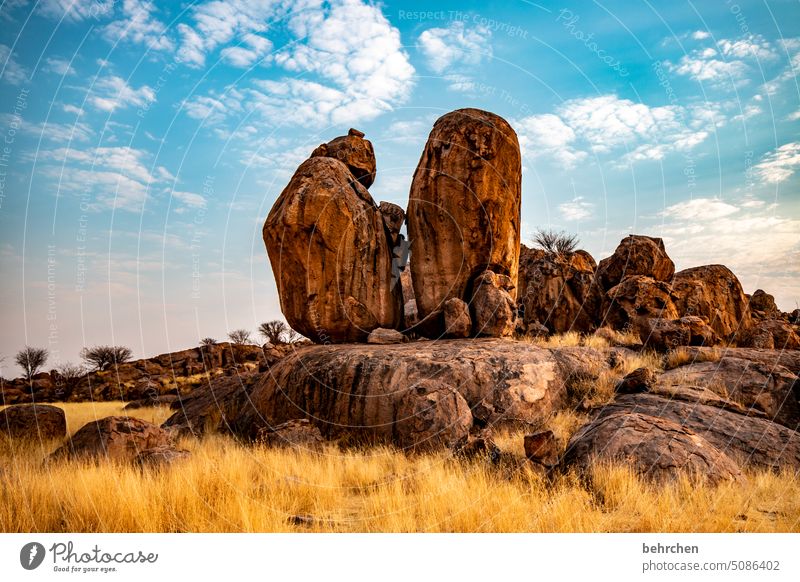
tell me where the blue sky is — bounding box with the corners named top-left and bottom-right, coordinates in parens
top-left (0, 0), bottom-right (799, 372)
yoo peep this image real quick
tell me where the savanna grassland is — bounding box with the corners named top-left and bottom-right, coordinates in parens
top-left (1, 401), bottom-right (798, 533)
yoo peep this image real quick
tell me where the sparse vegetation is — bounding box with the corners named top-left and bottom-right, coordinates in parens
top-left (80, 345), bottom-right (133, 371)
top-left (199, 337), bottom-right (217, 347)
top-left (0, 402), bottom-right (797, 533)
top-left (227, 329), bottom-right (252, 345)
top-left (665, 346), bottom-right (723, 370)
top-left (259, 320), bottom-right (288, 344)
top-left (533, 229), bottom-right (579, 256)
top-left (14, 346), bottom-right (49, 380)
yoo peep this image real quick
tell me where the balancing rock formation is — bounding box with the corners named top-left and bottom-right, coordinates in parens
top-left (263, 129), bottom-right (402, 343)
top-left (406, 108), bottom-right (522, 337)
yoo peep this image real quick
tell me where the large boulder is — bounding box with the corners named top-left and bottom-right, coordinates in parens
top-left (520, 248), bottom-right (602, 333)
top-left (672, 265), bottom-right (752, 341)
top-left (0, 404), bottom-right (66, 440)
top-left (748, 289), bottom-right (779, 319)
top-left (233, 340), bottom-right (582, 446)
top-left (161, 374), bottom-right (261, 437)
top-left (584, 393), bottom-right (800, 471)
top-left (601, 275), bottom-right (678, 331)
top-left (596, 235), bottom-right (675, 291)
top-left (657, 357), bottom-right (800, 429)
top-left (310, 128), bottom-right (376, 188)
top-left (51, 416), bottom-right (172, 462)
top-left (263, 156), bottom-right (402, 343)
top-left (637, 316), bottom-right (717, 351)
top-left (740, 319), bottom-right (800, 350)
top-left (564, 410), bottom-right (743, 484)
top-left (407, 109), bottom-right (521, 334)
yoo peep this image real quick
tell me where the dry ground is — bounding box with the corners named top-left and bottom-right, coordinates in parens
top-left (1, 401), bottom-right (798, 533)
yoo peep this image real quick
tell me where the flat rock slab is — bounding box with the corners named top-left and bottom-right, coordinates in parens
top-left (233, 339), bottom-right (584, 447)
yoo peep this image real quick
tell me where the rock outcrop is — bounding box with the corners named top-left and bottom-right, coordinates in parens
top-left (0, 404), bottom-right (66, 440)
top-left (263, 155), bottom-right (401, 342)
top-left (407, 109), bottom-right (521, 336)
top-left (740, 319), bottom-right (800, 350)
top-left (564, 409), bottom-right (744, 484)
top-left (233, 340), bottom-right (586, 448)
top-left (601, 275), bottom-right (679, 330)
top-left (52, 417), bottom-right (173, 462)
top-left (596, 235), bottom-right (675, 291)
top-left (672, 265), bottom-right (752, 340)
top-left (520, 247), bottom-right (602, 334)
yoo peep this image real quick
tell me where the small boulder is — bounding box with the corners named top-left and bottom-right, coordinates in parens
top-left (748, 289), bottom-right (779, 319)
top-left (0, 404), bottom-right (66, 440)
top-left (258, 419), bottom-right (325, 450)
top-left (52, 416), bottom-right (172, 462)
top-left (471, 270), bottom-right (516, 337)
top-left (378, 201), bottom-right (405, 245)
top-left (310, 128), bottom-right (376, 188)
top-left (524, 430), bottom-right (560, 467)
top-left (597, 235), bottom-right (675, 291)
top-left (135, 445), bottom-right (191, 469)
top-left (443, 297), bottom-right (472, 338)
top-left (367, 328), bottom-right (406, 344)
top-left (615, 367), bottom-right (657, 394)
top-left (453, 431), bottom-right (502, 463)
top-left (638, 317), bottom-right (690, 352)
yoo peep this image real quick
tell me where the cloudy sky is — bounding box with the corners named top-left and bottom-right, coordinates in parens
top-left (0, 0), bottom-right (798, 372)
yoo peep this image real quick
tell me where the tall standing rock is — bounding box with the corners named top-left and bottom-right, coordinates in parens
top-left (264, 152), bottom-right (401, 343)
top-left (310, 128), bottom-right (377, 188)
top-left (407, 109), bottom-right (522, 335)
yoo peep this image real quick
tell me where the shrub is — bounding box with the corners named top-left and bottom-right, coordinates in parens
top-left (533, 229), bottom-right (579, 255)
top-left (15, 346), bottom-right (49, 380)
top-left (80, 345), bottom-right (133, 371)
top-left (199, 337), bottom-right (217, 347)
top-left (55, 362), bottom-right (85, 381)
top-left (227, 329), bottom-right (252, 345)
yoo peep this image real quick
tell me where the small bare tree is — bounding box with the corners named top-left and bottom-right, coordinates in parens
top-left (56, 362), bottom-right (85, 381)
top-left (80, 345), bottom-right (133, 371)
top-left (15, 346), bottom-right (49, 380)
top-left (533, 229), bottom-right (579, 256)
top-left (258, 320), bottom-right (288, 344)
top-left (227, 329), bottom-right (252, 345)
top-left (199, 337), bottom-right (217, 347)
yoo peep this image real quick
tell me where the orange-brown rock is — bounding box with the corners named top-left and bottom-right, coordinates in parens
top-left (263, 156), bottom-right (402, 343)
top-left (740, 319), bottom-right (800, 350)
top-left (521, 248), bottom-right (602, 333)
top-left (0, 404), bottom-right (66, 440)
top-left (671, 264), bottom-right (752, 341)
top-left (597, 235), bottom-right (675, 291)
top-left (748, 289), bottom-right (779, 319)
top-left (310, 128), bottom-right (376, 188)
top-left (407, 108), bottom-right (521, 334)
top-left (51, 416), bottom-right (172, 462)
top-left (601, 275), bottom-right (679, 331)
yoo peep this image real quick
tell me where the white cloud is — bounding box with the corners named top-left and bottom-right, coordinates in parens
top-left (103, 0), bottom-right (174, 51)
top-left (662, 198), bottom-right (739, 220)
top-left (171, 190), bottom-right (207, 209)
top-left (43, 57), bottom-right (75, 76)
top-left (661, 200), bottom-right (800, 309)
top-left (38, 0), bottom-right (115, 21)
top-left (669, 53), bottom-right (748, 84)
top-left (220, 33), bottom-right (272, 67)
top-left (559, 197), bottom-right (594, 221)
top-left (0, 44), bottom-right (28, 85)
top-left (691, 30), bottom-right (710, 40)
top-left (418, 21), bottom-right (492, 74)
top-left (516, 114), bottom-right (586, 168)
top-left (0, 114), bottom-right (93, 142)
top-left (184, 0), bottom-right (414, 127)
top-left (88, 75), bottom-right (155, 111)
top-left (755, 142), bottom-right (800, 183)
top-left (718, 34), bottom-right (777, 61)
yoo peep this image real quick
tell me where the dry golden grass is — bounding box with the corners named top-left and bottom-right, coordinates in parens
top-left (665, 346), bottom-right (723, 370)
top-left (1, 403), bottom-right (798, 533)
